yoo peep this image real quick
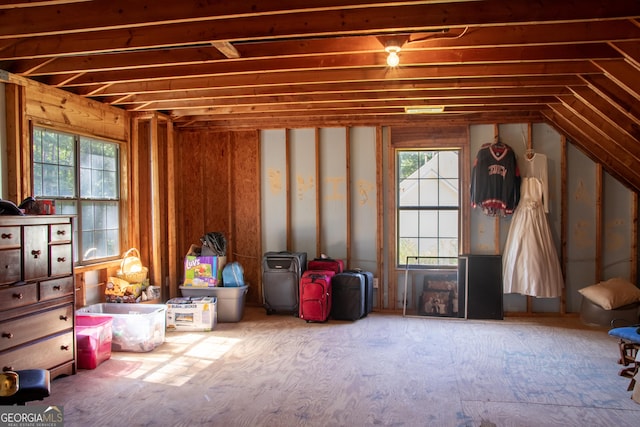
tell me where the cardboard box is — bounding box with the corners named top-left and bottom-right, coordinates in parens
top-left (183, 256), bottom-right (220, 286)
top-left (166, 297), bottom-right (217, 331)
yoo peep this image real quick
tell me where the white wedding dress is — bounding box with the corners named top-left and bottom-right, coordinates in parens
top-left (503, 154), bottom-right (564, 297)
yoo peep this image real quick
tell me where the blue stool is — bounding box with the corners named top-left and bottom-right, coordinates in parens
top-left (0, 369), bottom-right (50, 405)
top-left (608, 326), bottom-right (640, 391)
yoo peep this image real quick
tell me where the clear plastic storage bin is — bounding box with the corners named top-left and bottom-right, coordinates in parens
top-left (76, 303), bottom-right (166, 352)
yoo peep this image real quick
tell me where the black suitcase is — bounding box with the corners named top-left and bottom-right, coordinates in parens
top-left (331, 271), bottom-right (365, 320)
top-left (262, 251), bottom-right (307, 315)
top-left (345, 269), bottom-right (374, 316)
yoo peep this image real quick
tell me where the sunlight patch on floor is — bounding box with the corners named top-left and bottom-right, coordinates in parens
top-left (110, 333), bottom-right (242, 386)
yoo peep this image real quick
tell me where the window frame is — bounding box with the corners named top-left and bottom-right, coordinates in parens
top-left (395, 148), bottom-right (461, 269)
top-left (31, 124), bottom-right (124, 266)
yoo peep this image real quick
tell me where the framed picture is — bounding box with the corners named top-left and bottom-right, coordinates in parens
top-left (401, 256), bottom-right (462, 318)
top-left (418, 271), bottom-right (460, 318)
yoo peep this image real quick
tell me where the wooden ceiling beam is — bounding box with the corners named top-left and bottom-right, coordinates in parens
top-left (75, 61), bottom-right (601, 97)
top-left (1, 0), bottom-right (637, 40)
top-left (167, 96), bottom-right (557, 117)
top-left (580, 74), bottom-right (640, 124)
top-left (543, 106), bottom-right (640, 192)
top-left (137, 87), bottom-right (568, 112)
top-left (104, 76), bottom-right (584, 106)
top-left (568, 85), bottom-right (640, 140)
top-left (6, 20), bottom-right (639, 75)
top-left (593, 59), bottom-right (640, 100)
top-left (33, 43), bottom-right (622, 87)
top-left (557, 94), bottom-right (640, 161)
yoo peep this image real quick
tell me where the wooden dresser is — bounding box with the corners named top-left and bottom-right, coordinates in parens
top-left (0, 215), bottom-right (75, 379)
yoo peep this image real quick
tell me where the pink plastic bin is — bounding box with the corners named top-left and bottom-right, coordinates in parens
top-left (76, 315), bottom-right (113, 369)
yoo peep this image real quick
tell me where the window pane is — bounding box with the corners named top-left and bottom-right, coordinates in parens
top-left (399, 237), bottom-right (418, 264)
top-left (33, 164), bottom-right (43, 196)
top-left (398, 178), bottom-right (418, 206)
top-left (104, 144), bottom-right (117, 171)
top-left (439, 179), bottom-right (458, 206)
top-left (33, 128), bottom-right (43, 163)
top-left (439, 211), bottom-right (458, 238)
top-left (104, 171), bottom-right (118, 198)
top-left (92, 169), bottom-right (104, 198)
top-left (80, 201), bottom-right (119, 261)
top-left (42, 165), bottom-right (59, 196)
top-left (398, 152), bottom-right (422, 179)
top-left (59, 136), bottom-right (75, 166)
top-left (418, 211), bottom-right (437, 237)
top-left (418, 237), bottom-right (438, 257)
top-left (398, 210), bottom-right (418, 237)
top-left (82, 203), bottom-right (93, 227)
top-left (438, 151), bottom-right (459, 179)
top-left (91, 141), bottom-right (104, 169)
top-left (43, 130), bottom-right (59, 164)
top-left (59, 166), bottom-right (75, 197)
top-left (419, 179), bottom-right (438, 206)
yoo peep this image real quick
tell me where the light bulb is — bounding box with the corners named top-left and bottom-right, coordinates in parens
top-left (387, 51), bottom-right (400, 67)
top-left (385, 45), bottom-right (401, 67)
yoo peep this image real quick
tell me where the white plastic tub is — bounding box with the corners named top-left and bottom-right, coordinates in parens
top-left (76, 303), bottom-right (166, 352)
top-left (179, 285), bottom-right (248, 322)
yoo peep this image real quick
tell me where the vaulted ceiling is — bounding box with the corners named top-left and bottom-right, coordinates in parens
top-left (1, 1), bottom-right (640, 188)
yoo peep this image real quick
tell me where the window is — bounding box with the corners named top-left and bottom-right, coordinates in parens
top-left (32, 126), bottom-right (120, 263)
top-left (397, 149), bottom-right (459, 267)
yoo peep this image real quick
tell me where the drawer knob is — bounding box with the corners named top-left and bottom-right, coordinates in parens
top-left (57, 229), bottom-right (66, 235)
top-left (59, 315), bottom-right (68, 321)
top-left (60, 345), bottom-right (70, 351)
top-left (12, 293), bottom-right (23, 300)
top-left (57, 257), bottom-right (66, 263)
top-left (31, 249), bottom-right (41, 258)
top-left (53, 285), bottom-right (61, 291)
top-left (1, 332), bottom-right (13, 339)
top-left (1, 233), bottom-right (12, 239)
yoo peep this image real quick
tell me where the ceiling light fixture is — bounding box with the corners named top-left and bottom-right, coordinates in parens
top-left (405, 106), bottom-right (445, 114)
top-left (385, 45), bottom-right (401, 67)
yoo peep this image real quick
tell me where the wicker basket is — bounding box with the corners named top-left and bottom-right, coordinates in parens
top-left (117, 248), bottom-right (149, 284)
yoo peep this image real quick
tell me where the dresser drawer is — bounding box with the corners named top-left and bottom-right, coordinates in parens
top-left (50, 223), bottom-right (72, 243)
top-left (0, 227), bottom-right (20, 247)
top-left (0, 304), bottom-right (74, 352)
top-left (0, 283), bottom-right (38, 311)
top-left (50, 244), bottom-right (72, 276)
top-left (0, 331), bottom-right (74, 372)
top-left (0, 249), bottom-right (21, 285)
top-left (40, 276), bottom-right (74, 301)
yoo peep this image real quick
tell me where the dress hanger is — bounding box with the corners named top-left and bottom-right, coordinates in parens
top-left (525, 148), bottom-right (535, 159)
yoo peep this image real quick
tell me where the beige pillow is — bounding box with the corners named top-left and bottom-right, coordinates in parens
top-left (578, 278), bottom-right (640, 310)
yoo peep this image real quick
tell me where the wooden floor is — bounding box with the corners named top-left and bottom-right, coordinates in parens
top-left (44, 306), bottom-right (639, 427)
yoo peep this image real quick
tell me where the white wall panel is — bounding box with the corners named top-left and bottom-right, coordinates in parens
top-left (260, 129), bottom-right (287, 252)
top-left (602, 172), bottom-right (633, 280)
top-left (350, 126), bottom-right (377, 273)
top-left (290, 128), bottom-right (318, 257)
top-left (319, 128), bottom-right (347, 259)
top-left (566, 144), bottom-right (597, 312)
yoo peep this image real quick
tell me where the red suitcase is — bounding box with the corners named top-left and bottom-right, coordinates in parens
top-left (299, 270), bottom-right (335, 322)
top-left (307, 257), bottom-right (344, 274)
